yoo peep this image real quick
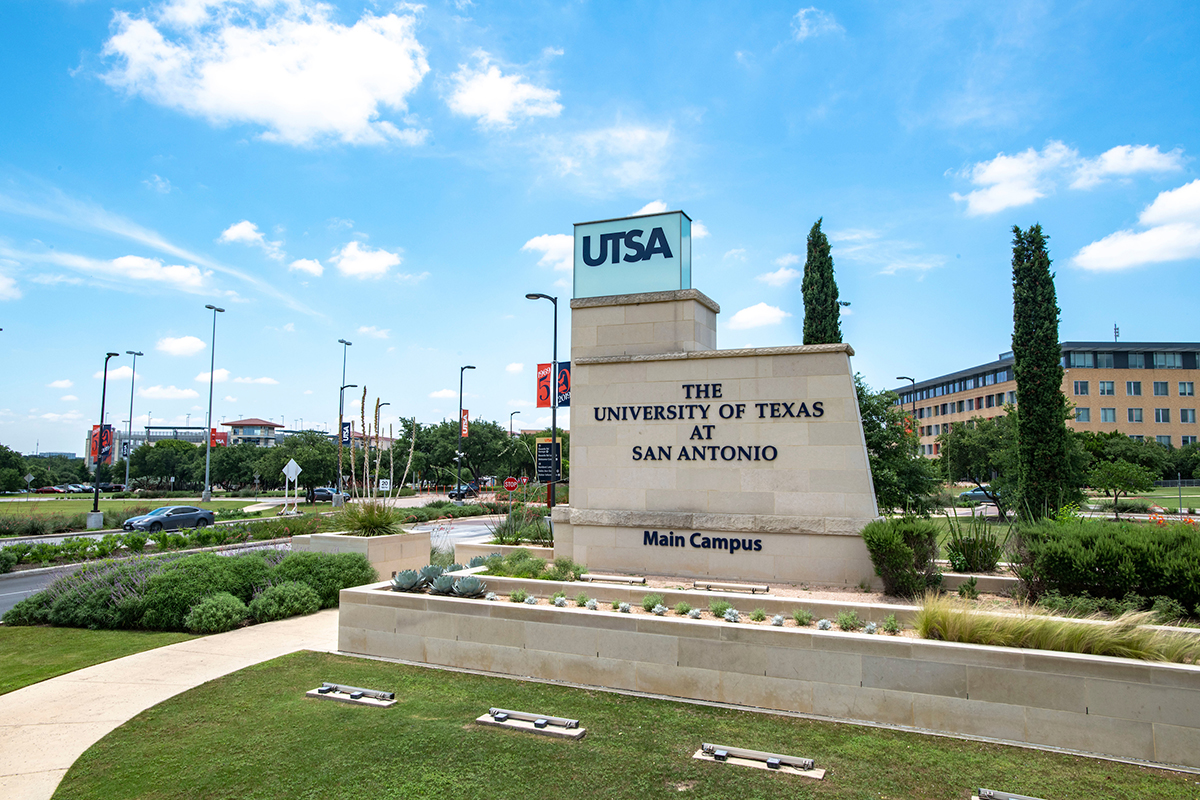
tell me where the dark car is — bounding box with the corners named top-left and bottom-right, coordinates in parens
top-left (447, 483), bottom-right (479, 501)
top-left (123, 506), bottom-right (215, 533)
top-left (311, 487), bottom-right (349, 502)
top-left (98, 482), bottom-right (125, 492)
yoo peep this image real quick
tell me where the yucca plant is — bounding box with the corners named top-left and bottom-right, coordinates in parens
top-left (453, 575), bottom-right (487, 598)
top-left (391, 570), bottom-right (423, 592)
top-left (429, 574), bottom-right (456, 595)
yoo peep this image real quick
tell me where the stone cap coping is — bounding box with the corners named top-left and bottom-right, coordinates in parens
top-left (566, 507), bottom-right (878, 536)
top-left (570, 288), bottom-right (720, 314)
top-left (575, 342), bottom-right (854, 365)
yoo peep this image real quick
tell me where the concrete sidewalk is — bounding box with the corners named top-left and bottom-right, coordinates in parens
top-left (0, 608), bottom-right (339, 800)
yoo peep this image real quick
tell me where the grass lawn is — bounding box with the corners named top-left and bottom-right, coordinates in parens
top-left (55, 651), bottom-right (1198, 800)
top-left (0, 498), bottom-right (257, 517)
top-left (0, 626), bottom-right (193, 696)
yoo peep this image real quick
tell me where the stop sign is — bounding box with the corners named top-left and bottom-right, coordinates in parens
top-left (503, 477), bottom-right (518, 492)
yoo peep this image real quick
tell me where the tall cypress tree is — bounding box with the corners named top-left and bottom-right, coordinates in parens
top-left (802, 218), bottom-right (842, 344)
top-left (1011, 224), bottom-right (1070, 518)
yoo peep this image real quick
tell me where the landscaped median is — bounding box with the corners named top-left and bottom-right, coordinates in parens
top-left (339, 577), bottom-right (1200, 770)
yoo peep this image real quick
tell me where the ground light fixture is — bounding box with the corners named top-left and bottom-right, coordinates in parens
top-left (124, 350), bottom-right (143, 489)
top-left (92, 352), bottom-right (121, 518)
top-left (306, 682), bottom-right (396, 707)
top-left (976, 791), bottom-right (1046, 800)
top-left (696, 743), bottom-right (823, 778)
top-left (477, 707), bottom-right (587, 739)
top-left (201, 304), bottom-right (225, 502)
top-left (525, 292), bottom-right (558, 509)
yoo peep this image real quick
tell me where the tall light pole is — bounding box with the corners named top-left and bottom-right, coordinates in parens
top-left (336, 339), bottom-right (353, 505)
top-left (124, 350), bottom-right (142, 489)
top-left (510, 410), bottom-right (520, 437)
top-left (90, 352), bottom-right (120, 525)
top-left (202, 304), bottom-right (225, 502)
top-left (456, 365), bottom-right (475, 505)
top-left (897, 376), bottom-right (917, 432)
top-left (525, 293), bottom-right (558, 509)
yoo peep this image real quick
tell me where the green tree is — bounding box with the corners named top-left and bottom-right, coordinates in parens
top-left (259, 432), bottom-right (337, 492)
top-left (0, 444), bottom-right (26, 492)
top-left (1087, 458), bottom-right (1155, 520)
top-left (855, 375), bottom-right (937, 513)
top-left (132, 440), bottom-right (203, 489)
top-left (937, 414), bottom-right (1016, 512)
top-left (211, 442), bottom-right (262, 489)
top-left (1099, 436), bottom-right (1171, 478)
top-left (801, 218), bottom-right (841, 345)
top-left (1010, 224), bottom-right (1070, 518)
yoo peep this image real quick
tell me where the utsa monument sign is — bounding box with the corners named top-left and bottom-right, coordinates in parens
top-left (551, 210), bottom-right (881, 586)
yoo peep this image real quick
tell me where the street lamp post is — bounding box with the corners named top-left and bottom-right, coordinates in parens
top-left (896, 376), bottom-right (917, 435)
top-left (89, 352), bottom-right (120, 527)
top-left (201, 305), bottom-right (225, 502)
top-left (336, 339), bottom-right (352, 506)
top-left (510, 410), bottom-right (520, 437)
top-left (124, 350), bottom-right (142, 489)
top-left (525, 293), bottom-right (558, 510)
top-left (455, 365), bottom-right (475, 505)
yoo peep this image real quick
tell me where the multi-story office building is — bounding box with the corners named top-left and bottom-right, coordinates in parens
top-left (893, 342), bottom-right (1200, 456)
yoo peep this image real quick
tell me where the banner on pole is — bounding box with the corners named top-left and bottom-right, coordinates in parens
top-left (90, 425), bottom-right (114, 465)
top-left (341, 421), bottom-right (352, 445)
top-left (460, 409), bottom-right (469, 438)
top-left (537, 362), bottom-right (571, 408)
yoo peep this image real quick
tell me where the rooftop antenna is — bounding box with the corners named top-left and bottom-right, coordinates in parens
top-left (1114, 323), bottom-right (1120, 342)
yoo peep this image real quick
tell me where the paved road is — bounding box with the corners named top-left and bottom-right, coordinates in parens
top-left (0, 564), bottom-right (82, 616)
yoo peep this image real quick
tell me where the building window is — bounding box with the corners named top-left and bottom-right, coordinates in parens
top-left (996, 369), bottom-right (1010, 382)
top-left (1154, 352), bottom-right (1183, 369)
top-left (1129, 408), bottom-right (1143, 423)
top-left (1068, 352), bottom-right (1094, 368)
top-left (1183, 409), bottom-right (1197, 424)
top-left (1097, 352), bottom-right (1114, 369)
top-left (1101, 408), bottom-right (1117, 423)
top-left (1129, 353), bottom-right (1145, 369)
top-left (1157, 435), bottom-right (1172, 446)
top-left (966, 398), bottom-right (974, 411)
top-left (941, 403), bottom-right (948, 415)
top-left (1182, 382), bottom-right (1195, 397)
top-left (1183, 435), bottom-right (1198, 446)
top-left (1006, 391), bottom-right (1016, 404)
top-left (933, 424), bottom-right (940, 435)
top-left (956, 400), bottom-right (964, 413)
top-left (1154, 381), bottom-right (1169, 396)
top-left (1075, 408), bottom-right (1090, 422)
top-left (1099, 381), bottom-right (1114, 396)
top-left (997, 393), bottom-right (1006, 407)
top-left (1129, 435), bottom-right (1144, 441)
top-left (1074, 381), bottom-right (1089, 395)
top-left (1155, 408), bottom-right (1171, 423)
top-left (985, 394), bottom-right (995, 408)
top-left (1127, 381), bottom-right (1142, 396)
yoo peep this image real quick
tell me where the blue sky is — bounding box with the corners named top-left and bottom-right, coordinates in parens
top-left (2, 0), bottom-right (1198, 455)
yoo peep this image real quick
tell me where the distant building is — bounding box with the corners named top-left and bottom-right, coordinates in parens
top-left (221, 418), bottom-right (284, 447)
top-left (893, 342), bottom-right (1200, 456)
top-left (28, 452), bottom-right (76, 459)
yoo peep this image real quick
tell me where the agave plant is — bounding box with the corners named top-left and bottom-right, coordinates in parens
top-left (391, 570), bottom-right (423, 593)
top-left (429, 574), bottom-right (456, 595)
top-left (419, 564), bottom-right (444, 584)
top-left (468, 555), bottom-right (488, 568)
top-left (447, 563), bottom-right (465, 573)
top-left (452, 575), bottom-right (487, 598)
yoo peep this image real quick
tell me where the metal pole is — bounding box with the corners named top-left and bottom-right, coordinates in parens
top-left (550, 297), bottom-right (558, 510)
top-left (337, 339), bottom-right (352, 502)
top-left (202, 305), bottom-right (225, 502)
top-left (93, 352), bottom-right (119, 514)
top-left (456, 365), bottom-right (475, 506)
top-left (510, 410), bottom-right (519, 437)
top-left (125, 350), bottom-right (142, 488)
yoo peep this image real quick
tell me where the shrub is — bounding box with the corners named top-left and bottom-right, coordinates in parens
top-left (943, 513), bottom-right (1008, 573)
top-left (184, 592), bottom-right (249, 633)
top-left (957, 576), bottom-right (980, 600)
top-left (271, 552), bottom-right (377, 608)
top-left (1014, 519), bottom-right (1200, 611)
top-left (0, 548), bottom-right (16, 574)
top-left (641, 593), bottom-right (664, 612)
top-left (882, 614), bottom-right (901, 635)
top-left (249, 581), bottom-right (320, 622)
top-left (140, 553), bottom-right (267, 631)
top-left (122, 533), bottom-right (148, 554)
top-left (1151, 596), bottom-right (1189, 624)
top-left (792, 608), bottom-right (814, 626)
top-left (750, 607), bottom-right (767, 622)
top-left (860, 516), bottom-right (942, 597)
top-left (674, 601), bottom-right (691, 615)
top-left (574, 591), bottom-right (590, 606)
top-left (611, 599), bottom-right (620, 610)
top-left (836, 610), bottom-right (863, 631)
top-left (708, 599), bottom-right (732, 618)
top-left (509, 588), bottom-right (528, 603)
top-left (5, 543), bottom-right (32, 564)
top-left (544, 557), bottom-right (584, 582)
top-left (343, 500), bottom-right (400, 537)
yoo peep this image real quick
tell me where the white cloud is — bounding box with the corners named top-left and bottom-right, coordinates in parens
top-left (692, 221), bottom-right (709, 239)
top-left (506, 363), bottom-right (524, 373)
top-left (330, 240), bottom-right (401, 278)
top-left (195, 368), bottom-right (230, 383)
top-left (728, 302), bottom-right (791, 330)
top-left (723, 248), bottom-right (746, 260)
top-left (429, 388), bottom-right (457, 399)
top-left (303, 389), bottom-right (312, 394)
top-left (102, 1), bottom-right (430, 146)
top-left (447, 50), bottom-right (561, 128)
top-left (632, 200), bottom-right (668, 216)
top-left (40, 410), bottom-right (84, 423)
top-left (29, 274), bottom-right (84, 286)
top-left (358, 325), bottom-right (389, 339)
top-left (47, 379), bottom-right (74, 389)
top-left (94, 365), bottom-right (137, 381)
top-left (282, 322), bottom-right (295, 332)
top-left (218, 220), bottom-right (284, 260)
top-left (224, 395), bottom-right (237, 402)
top-left (1071, 145), bottom-right (1185, 189)
top-left (548, 124), bottom-right (672, 192)
top-left (61, 395), bottom-right (79, 402)
top-left (951, 141), bottom-right (1076, 216)
top-left (288, 258), bottom-right (323, 276)
top-left (144, 174), bottom-right (172, 193)
top-left (1074, 179), bottom-right (1200, 271)
top-left (756, 267), bottom-right (801, 287)
top-left (113, 254), bottom-right (207, 289)
top-left (140, 384), bottom-right (200, 399)
top-left (792, 7), bottom-right (843, 41)
top-left (234, 376), bottom-right (279, 384)
top-left (522, 233), bottom-right (573, 272)
top-left (507, 398), bottom-right (534, 407)
top-left (157, 335), bottom-right (206, 356)
top-left (774, 253), bottom-right (800, 266)
top-left (827, 229), bottom-right (879, 243)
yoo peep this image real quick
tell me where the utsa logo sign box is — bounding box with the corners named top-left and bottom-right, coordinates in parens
top-left (574, 211), bottom-right (692, 298)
